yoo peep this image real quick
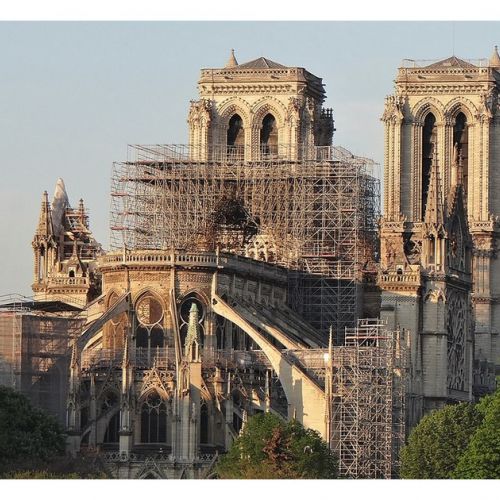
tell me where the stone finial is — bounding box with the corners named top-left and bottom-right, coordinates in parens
top-left (184, 302), bottom-right (200, 360)
top-left (225, 49), bottom-right (238, 68)
top-left (489, 45), bottom-right (500, 68)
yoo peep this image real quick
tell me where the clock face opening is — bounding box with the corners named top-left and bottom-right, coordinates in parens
top-left (136, 296), bottom-right (164, 326)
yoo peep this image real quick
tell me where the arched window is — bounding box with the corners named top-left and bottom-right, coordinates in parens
top-left (150, 326), bottom-right (164, 349)
top-left (422, 113), bottom-right (437, 217)
top-left (103, 411), bottom-right (120, 443)
top-left (134, 295), bottom-right (166, 364)
top-left (215, 314), bottom-right (225, 350)
top-left (136, 326), bottom-right (149, 348)
top-left (68, 270), bottom-right (75, 278)
top-left (453, 112), bottom-right (468, 197)
top-left (200, 403), bottom-right (209, 444)
top-left (227, 114), bottom-right (244, 160)
top-left (260, 113), bottom-right (278, 155)
top-left (140, 393), bottom-right (167, 443)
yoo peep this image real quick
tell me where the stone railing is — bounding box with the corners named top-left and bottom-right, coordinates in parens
top-left (378, 271), bottom-right (421, 286)
top-left (98, 250), bottom-right (288, 284)
top-left (48, 276), bottom-right (89, 286)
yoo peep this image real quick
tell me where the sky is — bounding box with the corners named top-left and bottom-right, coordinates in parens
top-left (1, 21), bottom-right (500, 297)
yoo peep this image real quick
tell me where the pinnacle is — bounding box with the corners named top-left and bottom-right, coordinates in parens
top-left (225, 48), bottom-right (238, 68)
top-left (489, 45), bottom-right (500, 68)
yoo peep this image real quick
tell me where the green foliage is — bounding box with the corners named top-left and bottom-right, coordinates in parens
top-left (453, 389), bottom-right (500, 479)
top-left (216, 412), bottom-right (338, 479)
top-left (400, 387), bottom-right (500, 479)
top-left (400, 402), bottom-right (483, 479)
top-left (0, 386), bottom-right (65, 468)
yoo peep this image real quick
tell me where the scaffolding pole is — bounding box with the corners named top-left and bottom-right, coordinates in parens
top-left (109, 144), bottom-right (379, 338)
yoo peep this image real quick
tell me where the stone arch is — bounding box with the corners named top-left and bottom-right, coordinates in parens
top-left (217, 97), bottom-right (252, 129)
top-left (138, 386), bottom-right (171, 403)
top-left (412, 97), bottom-right (445, 124)
top-left (106, 289), bottom-right (122, 308)
top-left (444, 97), bottom-right (478, 124)
top-left (133, 288), bottom-right (167, 315)
top-left (178, 288), bottom-right (210, 309)
top-left (178, 291), bottom-right (207, 349)
top-left (251, 97), bottom-right (287, 127)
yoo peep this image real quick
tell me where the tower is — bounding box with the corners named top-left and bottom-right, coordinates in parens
top-left (188, 50), bottom-right (334, 160)
top-left (379, 49), bottom-right (500, 422)
top-left (31, 178), bottom-right (102, 307)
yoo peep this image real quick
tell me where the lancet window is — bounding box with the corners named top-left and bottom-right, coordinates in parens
top-left (227, 114), bottom-right (244, 159)
top-left (260, 113), bottom-right (278, 155)
top-left (140, 392), bottom-right (167, 444)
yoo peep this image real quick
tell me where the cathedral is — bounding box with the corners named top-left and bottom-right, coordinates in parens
top-left (379, 48), bottom-right (500, 423)
top-left (1, 48), bottom-right (500, 479)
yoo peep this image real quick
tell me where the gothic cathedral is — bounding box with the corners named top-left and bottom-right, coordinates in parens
top-left (379, 49), bottom-right (500, 424)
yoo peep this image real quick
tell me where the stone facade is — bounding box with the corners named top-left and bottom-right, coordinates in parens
top-left (31, 178), bottom-right (102, 307)
top-left (188, 51), bottom-right (334, 160)
top-left (379, 50), bottom-right (500, 423)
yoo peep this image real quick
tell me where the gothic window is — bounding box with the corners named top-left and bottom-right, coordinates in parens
top-left (453, 112), bottom-right (468, 197)
top-left (150, 326), bottom-right (164, 349)
top-left (69, 270), bottom-right (75, 278)
top-left (260, 113), bottom-right (278, 155)
top-left (134, 295), bottom-right (167, 361)
top-left (140, 393), bottom-right (167, 443)
top-left (136, 326), bottom-right (149, 348)
top-left (422, 113), bottom-right (437, 218)
top-left (227, 114), bottom-right (244, 159)
top-left (215, 314), bottom-right (226, 350)
top-left (200, 403), bottom-right (209, 444)
top-left (103, 411), bottom-right (120, 443)
top-left (179, 295), bottom-right (205, 349)
top-left (107, 292), bottom-right (126, 351)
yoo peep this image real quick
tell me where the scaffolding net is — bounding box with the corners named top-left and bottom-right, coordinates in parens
top-left (110, 144), bottom-right (379, 338)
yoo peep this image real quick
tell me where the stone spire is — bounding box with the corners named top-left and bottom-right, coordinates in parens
top-left (35, 191), bottom-right (54, 237)
top-left (489, 45), bottom-right (500, 69)
top-left (225, 49), bottom-right (238, 68)
top-left (51, 177), bottom-right (69, 236)
top-left (184, 302), bottom-right (201, 361)
top-left (424, 148), bottom-right (444, 225)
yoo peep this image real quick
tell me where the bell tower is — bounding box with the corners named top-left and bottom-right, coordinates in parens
top-left (187, 50), bottom-right (335, 161)
top-left (379, 48), bottom-right (500, 423)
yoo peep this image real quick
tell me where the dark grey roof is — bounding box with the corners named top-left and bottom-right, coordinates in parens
top-left (426, 56), bottom-right (477, 69)
top-left (236, 57), bottom-right (288, 69)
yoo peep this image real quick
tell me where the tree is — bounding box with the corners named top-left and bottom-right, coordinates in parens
top-left (216, 412), bottom-right (338, 479)
top-left (400, 402), bottom-right (482, 479)
top-left (0, 386), bottom-right (66, 472)
top-left (453, 389), bottom-right (500, 479)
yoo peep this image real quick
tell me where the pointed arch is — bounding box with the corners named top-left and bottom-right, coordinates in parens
top-left (444, 97), bottom-right (478, 123)
top-left (217, 97), bottom-right (252, 131)
top-left (251, 97), bottom-right (287, 129)
top-left (412, 97), bottom-right (445, 124)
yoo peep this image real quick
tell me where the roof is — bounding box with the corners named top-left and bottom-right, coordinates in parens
top-left (425, 56), bottom-right (477, 69)
top-left (0, 299), bottom-right (83, 313)
top-left (235, 57), bottom-right (288, 69)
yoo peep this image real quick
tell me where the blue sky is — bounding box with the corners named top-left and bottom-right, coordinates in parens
top-left (1, 21), bottom-right (500, 296)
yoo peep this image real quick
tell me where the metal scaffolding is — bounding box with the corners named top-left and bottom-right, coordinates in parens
top-left (110, 144), bottom-right (379, 338)
top-left (0, 295), bottom-right (85, 423)
top-left (330, 319), bottom-right (408, 478)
